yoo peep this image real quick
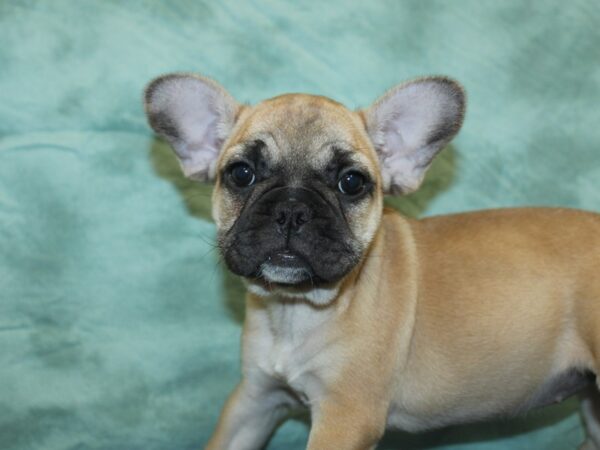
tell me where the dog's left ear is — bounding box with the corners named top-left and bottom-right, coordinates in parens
top-left (144, 73), bottom-right (241, 181)
top-left (361, 77), bottom-right (465, 194)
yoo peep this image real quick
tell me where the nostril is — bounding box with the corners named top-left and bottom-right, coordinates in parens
top-left (295, 212), bottom-right (306, 226)
top-left (276, 211), bottom-right (287, 225)
top-left (273, 201), bottom-right (312, 232)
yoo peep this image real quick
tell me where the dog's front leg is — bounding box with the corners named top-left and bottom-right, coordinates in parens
top-left (306, 397), bottom-right (387, 450)
top-left (205, 378), bottom-right (291, 450)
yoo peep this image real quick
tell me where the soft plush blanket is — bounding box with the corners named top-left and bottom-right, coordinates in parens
top-left (1, 1), bottom-right (598, 448)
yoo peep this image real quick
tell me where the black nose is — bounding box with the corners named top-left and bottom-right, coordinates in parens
top-left (273, 200), bottom-right (313, 234)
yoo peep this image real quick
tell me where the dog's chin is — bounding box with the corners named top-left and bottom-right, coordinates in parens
top-left (245, 277), bottom-right (341, 305)
top-left (259, 252), bottom-right (314, 284)
top-left (259, 263), bottom-right (312, 285)
top-left (241, 253), bottom-right (341, 305)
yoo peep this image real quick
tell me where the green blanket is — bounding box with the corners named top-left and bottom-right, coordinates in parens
top-left (1, 1), bottom-right (598, 448)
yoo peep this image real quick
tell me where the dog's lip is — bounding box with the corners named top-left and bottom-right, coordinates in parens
top-left (267, 251), bottom-right (306, 268)
top-left (256, 251), bottom-right (317, 286)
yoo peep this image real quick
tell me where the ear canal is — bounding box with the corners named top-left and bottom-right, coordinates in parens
top-left (144, 73), bottom-right (241, 181)
top-left (362, 77), bottom-right (466, 195)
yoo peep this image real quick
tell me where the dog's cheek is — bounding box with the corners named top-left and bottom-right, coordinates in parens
top-left (345, 194), bottom-right (383, 250)
top-left (211, 189), bottom-right (242, 233)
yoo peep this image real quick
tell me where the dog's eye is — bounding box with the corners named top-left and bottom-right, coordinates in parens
top-left (229, 163), bottom-right (256, 187)
top-left (338, 171), bottom-right (365, 195)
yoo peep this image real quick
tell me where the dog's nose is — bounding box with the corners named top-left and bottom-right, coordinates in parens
top-left (273, 200), bottom-right (312, 234)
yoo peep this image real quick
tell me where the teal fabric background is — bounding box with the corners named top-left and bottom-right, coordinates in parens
top-left (1, 1), bottom-right (598, 449)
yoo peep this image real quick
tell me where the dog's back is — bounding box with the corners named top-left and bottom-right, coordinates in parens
top-left (387, 207), bottom-right (600, 429)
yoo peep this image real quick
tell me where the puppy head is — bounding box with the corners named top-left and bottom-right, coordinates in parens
top-left (144, 73), bottom-right (465, 304)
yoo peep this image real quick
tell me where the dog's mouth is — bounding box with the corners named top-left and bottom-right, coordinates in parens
top-left (238, 248), bottom-right (351, 304)
top-left (258, 251), bottom-right (317, 287)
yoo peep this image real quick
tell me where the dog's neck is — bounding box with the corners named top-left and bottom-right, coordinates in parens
top-left (241, 212), bottom-right (420, 392)
top-left (245, 211), bottom-right (419, 346)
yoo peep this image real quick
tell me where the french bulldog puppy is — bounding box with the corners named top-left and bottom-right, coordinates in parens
top-left (144, 73), bottom-right (600, 450)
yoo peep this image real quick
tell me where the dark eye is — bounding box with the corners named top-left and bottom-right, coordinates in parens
top-left (338, 171), bottom-right (365, 195)
top-left (229, 163), bottom-right (256, 187)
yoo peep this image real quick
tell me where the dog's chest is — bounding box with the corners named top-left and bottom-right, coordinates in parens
top-left (249, 301), bottom-right (336, 405)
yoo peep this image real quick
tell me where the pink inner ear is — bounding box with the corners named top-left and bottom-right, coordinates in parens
top-left (176, 116), bottom-right (222, 180)
top-left (377, 84), bottom-right (446, 155)
top-left (366, 78), bottom-right (464, 194)
top-left (146, 75), bottom-right (238, 181)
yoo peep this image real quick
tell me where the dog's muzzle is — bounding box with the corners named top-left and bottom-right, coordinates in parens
top-left (222, 185), bottom-right (358, 286)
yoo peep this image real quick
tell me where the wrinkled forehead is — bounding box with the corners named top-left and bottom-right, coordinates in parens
top-left (220, 94), bottom-right (378, 173)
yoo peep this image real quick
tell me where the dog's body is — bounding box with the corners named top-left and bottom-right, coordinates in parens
top-left (144, 74), bottom-right (600, 449)
top-left (226, 207), bottom-right (600, 449)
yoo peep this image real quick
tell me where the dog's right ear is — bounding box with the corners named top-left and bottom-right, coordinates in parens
top-left (144, 73), bottom-right (241, 181)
